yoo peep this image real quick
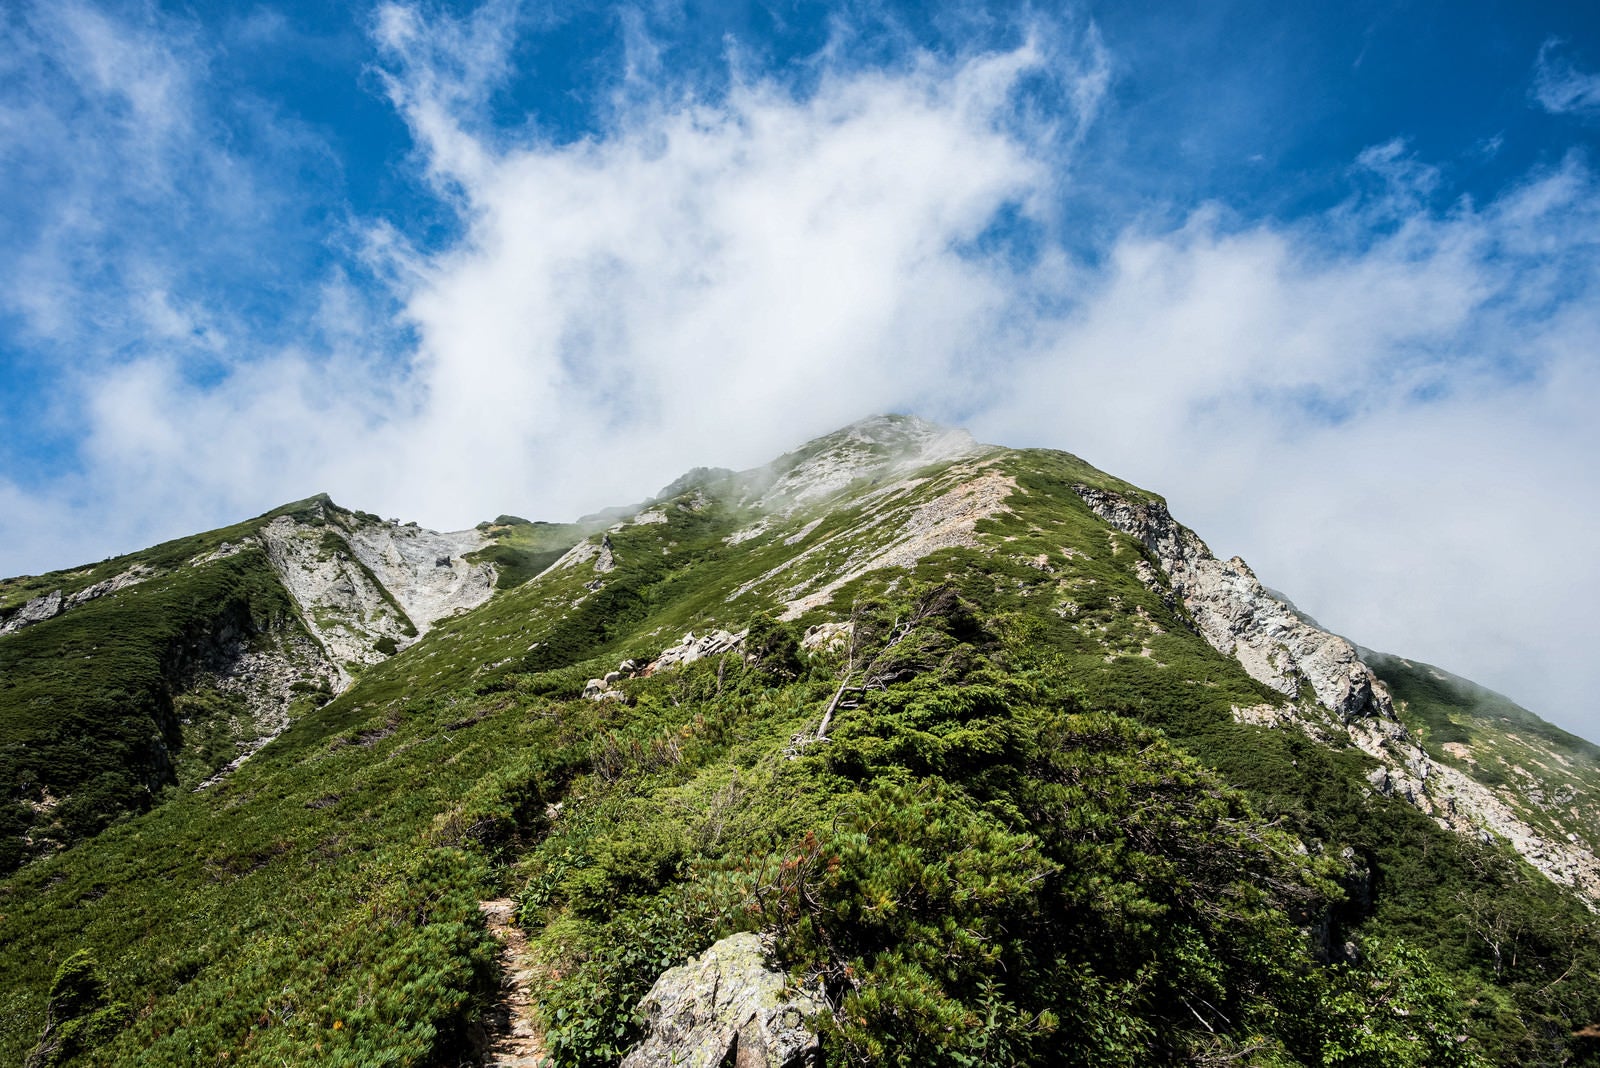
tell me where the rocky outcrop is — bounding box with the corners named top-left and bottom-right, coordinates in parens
top-left (338, 518), bottom-right (494, 630)
top-left (719, 460), bottom-right (1015, 621)
top-left (1073, 484), bottom-right (1600, 906)
top-left (583, 631), bottom-right (749, 700)
top-left (0, 588), bottom-right (62, 634)
top-left (1425, 760), bottom-right (1600, 901)
top-left (800, 622), bottom-right (851, 653)
top-left (594, 534), bottom-right (617, 575)
top-left (258, 517), bottom-right (417, 679)
top-left (581, 676), bottom-right (627, 702)
top-left (0, 565), bottom-right (155, 636)
top-left (648, 630), bottom-right (745, 674)
top-left (253, 502), bottom-right (497, 678)
top-left (191, 628), bottom-right (340, 790)
top-left (622, 933), bottom-right (822, 1068)
top-left (1074, 486), bottom-right (1389, 722)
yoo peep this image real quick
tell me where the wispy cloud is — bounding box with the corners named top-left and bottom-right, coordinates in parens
top-left (1531, 37), bottom-right (1600, 117)
top-left (358, 7), bottom-right (1092, 519)
top-left (3, 1), bottom-right (363, 347)
top-left (0, 2), bottom-right (199, 341)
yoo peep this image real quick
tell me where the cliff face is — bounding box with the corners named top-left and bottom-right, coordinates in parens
top-left (1073, 484), bottom-right (1600, 904)
top-left (256, 501), bottom-right (497, 679)
top-left (0, 496), bottom-right (507, 869)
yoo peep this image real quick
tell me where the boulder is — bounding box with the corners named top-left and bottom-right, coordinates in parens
top-left (799, 622), bottom-right (851, 653)
top-left (650, 630), bottom-right (745, 673)
top-left (621, 933), bottom-right (822, 1068)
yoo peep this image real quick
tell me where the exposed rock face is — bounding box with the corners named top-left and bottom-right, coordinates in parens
top-left (1074, 484), bottom-right (1600, 906)
top-left (1073, 486), bottom-right (1388, 721)
top-left (0, 589), bottom-right (62, 634)
top-left (256, 503), bottom-right (496, 679)
top-left (192, 630), bottom-right (341, 790)
top-left (0, 565), bottom-right (155, 636)
top-left (718, 457), bottom-right (1015, 621)
top-left (338, 517), bottom-right (493, 629)
top-left (258, 516), bottom-right (418, 679)
top-left (594, 534), bottom-right (617, 575)
top-left (622, 933), bottom-right (822, 1068)
top-left (547, 537), bottom-right (601, 573)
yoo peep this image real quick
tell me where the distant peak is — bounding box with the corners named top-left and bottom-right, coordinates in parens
top-left (741, 414), bottom-right (985, 511)
top-left (828, 413), bottom-right (966, 447)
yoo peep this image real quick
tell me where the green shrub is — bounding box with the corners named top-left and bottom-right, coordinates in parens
top-left (24, 951), bottom-right (128, 1068)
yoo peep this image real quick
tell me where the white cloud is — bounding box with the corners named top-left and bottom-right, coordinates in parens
top-left (357, 11), bottom-right (1099, 523)
top-left (1532, 37), bottom-right (1600, 117)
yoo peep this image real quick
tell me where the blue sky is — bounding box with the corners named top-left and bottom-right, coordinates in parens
top-left (4, 0), bottom-right (1600, 736)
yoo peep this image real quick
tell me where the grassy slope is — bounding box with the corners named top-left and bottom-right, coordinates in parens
top-left (1368, 651), bottom-right (1600, 858)
top-left (0, 496), bottom-right (329, 617)
top-left (1, 451), bottom-right (1597, 1065)
top-left (0, 497), bottom-right (344, 873)
top-left (465, 516), bottom-right (590, 591)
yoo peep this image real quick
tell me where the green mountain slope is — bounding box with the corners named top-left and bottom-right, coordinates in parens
top-left (1368, 651), bottom-right (1600, 871)
top-left (0, 497), bottom-right (332, 872)
top-left (2, 416), bottom-right (1599, 1067)
top-left (0, 495), bottom-right (557, 874)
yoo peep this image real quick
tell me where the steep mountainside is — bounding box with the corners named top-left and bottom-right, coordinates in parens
top-left (1368, 652), bottom-right (1600, 883)
top-left (3, 415), bottom-right (1599, 1067)
top-left (0, 495), bottom-right (547, 872)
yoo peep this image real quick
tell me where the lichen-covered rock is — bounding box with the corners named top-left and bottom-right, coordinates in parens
top-left (621, 933), bottom-right (822, 1068)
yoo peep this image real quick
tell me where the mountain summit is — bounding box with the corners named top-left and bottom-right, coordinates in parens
top-left (3, 418), bottom-right (1598, 1066)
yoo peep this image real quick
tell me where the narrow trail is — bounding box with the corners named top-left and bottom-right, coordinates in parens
top-left (478, 898), bottom-right (549, 1068)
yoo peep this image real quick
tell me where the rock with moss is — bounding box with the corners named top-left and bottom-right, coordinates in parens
top-left (621, 933), bottom-right (823, 1068)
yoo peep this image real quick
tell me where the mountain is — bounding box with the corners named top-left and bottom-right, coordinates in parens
top-left (0, 494), bottom-right (585, 871)
top-left (2, 415), bottom-right (1598, 1067)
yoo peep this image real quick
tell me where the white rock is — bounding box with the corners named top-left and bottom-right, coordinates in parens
top-left (0, 589), bottom-right (63, 635)
top-left (622, 932), bottom-right (822, 1068)
top-left (800, 622), bottom-right (852, 653)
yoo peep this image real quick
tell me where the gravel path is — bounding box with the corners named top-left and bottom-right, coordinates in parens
top-left (478, 898), bottom-right (549, 1068)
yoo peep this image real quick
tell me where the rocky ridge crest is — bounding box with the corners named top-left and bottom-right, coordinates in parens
top-left (1073, 485), bottom-right (1600, 903)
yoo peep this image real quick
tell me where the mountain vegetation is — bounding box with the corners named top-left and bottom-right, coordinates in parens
top-left (1, 416), bottom-right (1597, 1066)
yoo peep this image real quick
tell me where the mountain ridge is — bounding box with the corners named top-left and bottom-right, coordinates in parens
top-left (3, 414), bottom-right (1599, 1066)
